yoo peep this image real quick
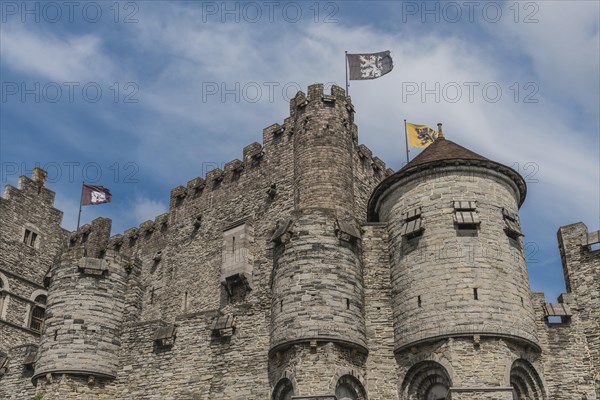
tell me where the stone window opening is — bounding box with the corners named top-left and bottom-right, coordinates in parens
top-left (23, 229), bottom-right (39, 248)
top-left (400, 360), bottom-right (452, 400)
top-left (346, 298), bottom-right (350, 309)
top-left (473, 288), bottom-right (479, 300)
top-left (272, 377), bottom-right (294, 400)
top-left (418, 295), bottom-right (422, 308)
top-left (453, 201), bottom-right (480, 230)
top-left (503, 208), bottom-right (524, 239)
top-left (400, 206), bottom-right (424, 238)
top-left (335, 375), bottom-right (366, 400)
top-left (510, 359), bottom-right (546, 400)
top-left (29, 295), bottom-right (47, 333)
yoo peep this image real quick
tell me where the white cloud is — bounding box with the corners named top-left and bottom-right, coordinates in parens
top-left (131, 196), bottom-right (167, 224)
top-left (1, 24), bottom-right (116, 83)
top-left (489, 1), bottom-right (600, 117)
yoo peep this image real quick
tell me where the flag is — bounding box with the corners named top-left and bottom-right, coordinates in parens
top-left (347, 51), bottom-right (393, 80)
top-left (82, 184), bottom-right (112, 206)
top-left (406, 122), bottom-right (441, 148)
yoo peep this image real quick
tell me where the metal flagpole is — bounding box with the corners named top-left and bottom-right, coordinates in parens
top-left (345, 51), bottom-right (349, 96)
top-left (76, 181), bottom-right (84, 231)
top-left (404, 119), bottom-right (410, 164)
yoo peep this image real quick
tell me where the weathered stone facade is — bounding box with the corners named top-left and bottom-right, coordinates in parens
top-left (0, 84), bottom-right (598, 399)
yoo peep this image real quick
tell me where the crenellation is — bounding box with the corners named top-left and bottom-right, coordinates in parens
top-left (224, 158), bottom-right (244, 174)
top-left (205, 167), bottom-right (224, 183)
top-left (0, 84), bottom-right (597, 399)
top-left (243, 142), bottom-right (263, 161)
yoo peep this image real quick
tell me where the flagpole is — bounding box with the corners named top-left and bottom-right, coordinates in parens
top-left (404, 119), bottom-right (410, 165)
top-left (76, 181), bottom-right (84, 231)
top-left (345, 51), bottom-right (349, 96)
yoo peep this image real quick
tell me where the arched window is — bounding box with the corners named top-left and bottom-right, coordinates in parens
top-left (273, 378), bottom-right (294, 400)
top-left (400, 361), bottom-right (452, 400)
top-left (335, 375), bottom-right (367, 400)
top-left (510, 359), bottom-right (546, 400)
top-left (29, 295), bottom-right (47, 332)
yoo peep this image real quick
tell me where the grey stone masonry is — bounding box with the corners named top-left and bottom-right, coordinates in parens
top-left (558, 222), bottom-right (600, 398)
top-left (0, 84), bottom-right (599, 399)
top-left (34, 218), bottom-right (139, 380)
top-left (373, 165), bottom-right (538, 352)
top-left (270, 209), bottom-right (366, 353)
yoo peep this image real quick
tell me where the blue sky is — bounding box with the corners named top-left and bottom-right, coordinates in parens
top-left (1, 1), bottom-right (599, 302)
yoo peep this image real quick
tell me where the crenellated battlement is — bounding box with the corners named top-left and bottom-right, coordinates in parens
top-left (67, 217), bottom-right (111, 258)
top-left (2, 168), bottom-right (59, 210)
top-left (289, 84), bottom-right (353, 119)
top-left (135, 85), bottom-right (387, 225)
top-left (2, 81), bottom-right (599, 400)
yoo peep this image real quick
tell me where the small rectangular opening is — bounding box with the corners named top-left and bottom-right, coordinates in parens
top-left (417, 296), bottom-right (422, 308)
top-left (23, 229), bottom-right (38, 247)
top-left (547, 316), bottom-right (563, 324)
top-left (346, 298), bottom-right (350, 310)
top-left (473, 288), bottom-right (479, 300)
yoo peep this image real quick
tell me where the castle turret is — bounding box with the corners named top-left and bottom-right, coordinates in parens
top-left (369, 137), bottom-right (542, 399)
top-left (33, 218), bottom-right (140, 384)
top-left (269, 84), bottom-right (368, 397)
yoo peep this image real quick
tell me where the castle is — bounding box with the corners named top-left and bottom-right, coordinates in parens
top-left (0, 84), bottom-right (598, 400)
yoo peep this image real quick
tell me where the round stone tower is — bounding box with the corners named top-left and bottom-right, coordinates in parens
top-left (269, 84), bottom-right (368, 398)
top-left (368, 137), bottom-right (541, 398)
top-left (33, 219), bottom-right (134, 382)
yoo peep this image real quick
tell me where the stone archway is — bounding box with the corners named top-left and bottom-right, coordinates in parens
top-left (400, 360), bottom-right (452, 400)
top-left (272, 377), bottom-right (295, 400)
top-left (510, 359), bottom-right (546, 400)
top-left (335, 374), bottom-right (367, 400)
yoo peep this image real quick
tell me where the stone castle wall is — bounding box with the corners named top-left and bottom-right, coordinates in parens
top-left (0, 84), bottom-right (598, 399)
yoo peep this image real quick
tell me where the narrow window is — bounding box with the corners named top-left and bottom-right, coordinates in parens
top-left (400, 206), bottom-right (424, 238)
top-left (346, 298), bottom-right (350, 310)
top-left (232, 237), bottom-right (236, 253)
top-left (0, 279), bottom-right (4, 318)
top-left (280, 300), bottom-right (283, 311)
top-left (521, 297), bottom-right (524, 307)
top-left (417, 295), bottom-right (422, 308)
top-left (23, 229), bottom-right (38, 248)
top-left (473, 288), bottom-right (479, 300)
top-left (29, 295), bottom-right (47, 332)
top-left (502, 208), bottom-right (523, 239)
top-left (453, 201), bottom-right (480, 230)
